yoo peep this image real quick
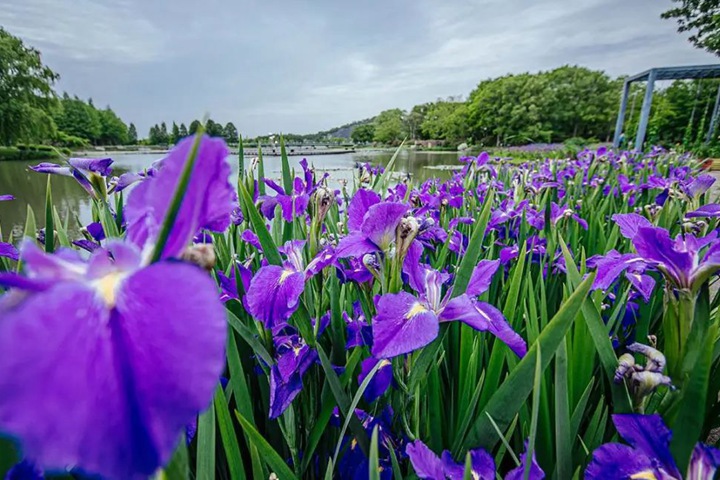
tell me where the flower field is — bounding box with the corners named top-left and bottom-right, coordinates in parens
top-left (1, 133), bottom-right (720, 479)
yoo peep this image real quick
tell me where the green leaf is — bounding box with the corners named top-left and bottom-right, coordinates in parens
top-left (452, 190), bottom-right (494, 297)
top-left (149, 130), bottom-right (204, 263)
top-left (373, 140), bottom-right (405, 192)
top-left (369, 426), bottom-right (381, 480)
top-left (23, 204), bottom-right (36, 242)
top-left (317, 345), bottom-right (370, 454)
top-left (670, 322), bottom-right (717, 473)
top-left (196, 403), bottom-right (216, 480)
top-left (461, 273), bottom-right (595, 450)
top-left (257, 146), bottom-right (266, 195)
top-left (44, 175), bottom-right (54, 253)
top-left (331, 358), bottom-right (384, 469)
top-left (235, 410), bottom-right (299, 480)
top-left (213, 386), bottom-right (246, 480)
top-left (280, 135), bottom-right (293, 194)
top-left (160, 434), bottom-right (189, 480)
top-left (558, 236), bottom-right (632, 413)
top-left (554, 339), bottom-right (572, 480)
top-left (226, 307), bottom-right (273, 367)
top-left (524, 346), bottom-right (542, 480)
top-left (237, 177), bottom-right (282, 265)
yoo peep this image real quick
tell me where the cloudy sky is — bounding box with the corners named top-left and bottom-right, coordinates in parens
top-left (1, 0), bottom-right (716, 136)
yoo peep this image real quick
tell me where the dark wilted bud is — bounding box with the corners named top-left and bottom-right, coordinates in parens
top-left (181, 244), bottom-right (216, 272)
top-left (615, 353), bottom-right (635, 383)
top-left (627, 342), bottom-right (666, 373)
top-left (395, 216), bottom-right (420, 260)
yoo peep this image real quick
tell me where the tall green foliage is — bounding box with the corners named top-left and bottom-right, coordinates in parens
top-left (0, 27), bottom-right (59, 146)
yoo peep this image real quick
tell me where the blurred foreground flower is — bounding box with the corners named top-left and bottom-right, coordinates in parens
top-left (0, 135), bottom-right (232, 479)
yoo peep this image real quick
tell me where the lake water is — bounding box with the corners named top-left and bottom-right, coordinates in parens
top-left (0, 150), bottom-right (463, 239)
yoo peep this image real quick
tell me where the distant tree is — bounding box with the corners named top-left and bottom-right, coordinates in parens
top-left (223, 122), bottom-right (239, 143)
top-left (179, 123), bottom-right (188, 138)
top-left (98, 107), bottom-right (128, 145)
top-left (0, 27), bottom-right (60, 145)
top-left (405, 104), bottom-right (429, 140)
top-left (158, 122), bottom-right (169, 144)
top-left (128, 123), bottom-right (138, 144)
top-left (421, 101), bottom-right (470, 145)
top-left (55, 96), bottom-right (101, 144)
top-left (148, 124), bottom-right (159, 144)
top-left (662, 0), bottom-right (720, 55)
top-left (170, 121), bottom-right (180, 144)
top-left (351, 124), bottom-right (375, 143)
top-left (205, 118), bottom-right (224, 137)
top-left (189, 119), bottom-right (202, 135)
top-left (373, 109), bottom-right (406, 144)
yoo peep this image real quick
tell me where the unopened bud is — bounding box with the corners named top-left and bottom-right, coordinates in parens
top-left (615, 353), bottom-right (635, 383)
top-left (627, 342), bottom-right (666, 373)
top-left (312, 187), bottom-right (334, 222)
top-left (362, 253), bottom-right (381, 279)
top-left (395, 216), bottom-right (420, 260)
top-left (181, 244), bottom-right (216, 272)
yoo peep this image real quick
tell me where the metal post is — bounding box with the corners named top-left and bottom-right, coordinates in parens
top-left (635, 70), bottom-right (656, 151)
top-left (706, 83), bottom-right (720, 143)
top-left (613, 80), bottom-right (631, 148)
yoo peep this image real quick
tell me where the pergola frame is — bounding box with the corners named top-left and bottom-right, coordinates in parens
top-left (613, 64), bottom-right (720, 149)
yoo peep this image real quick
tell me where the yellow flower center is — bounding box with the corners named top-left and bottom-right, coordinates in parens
top-left (94, 271), bottom-right (126, 307)
top-left (630, 471), bottom-right (658, 480)
top-left (405, 302), bottom-right (428, 319)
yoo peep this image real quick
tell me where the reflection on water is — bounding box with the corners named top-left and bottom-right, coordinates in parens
top-left (0, 150), bottom-right (463, 238)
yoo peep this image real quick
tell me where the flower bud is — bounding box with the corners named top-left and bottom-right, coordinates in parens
top-left (181, 244), bottom-right (216, 272)
top-left (312, 187), bottom-right (334, 223)
top-left (395, 216), bottom-right (420, 260)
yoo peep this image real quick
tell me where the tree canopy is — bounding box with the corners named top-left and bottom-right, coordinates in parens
top-left (0, 27), bottom-right (59, 145)
top-left (662, 0), bottom-right (720, 55)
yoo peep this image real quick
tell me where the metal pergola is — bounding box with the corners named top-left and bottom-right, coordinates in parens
top-left (613, 64), bottom-right (720, 149)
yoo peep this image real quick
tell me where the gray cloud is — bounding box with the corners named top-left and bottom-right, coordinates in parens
top-left (0, 0), bottom-right (716, 136)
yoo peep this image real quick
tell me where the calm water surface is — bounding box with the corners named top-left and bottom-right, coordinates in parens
top-left (0, 150), bottom-right (463, 238)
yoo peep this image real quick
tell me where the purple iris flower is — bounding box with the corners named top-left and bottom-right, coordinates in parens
top-left (0, 194), bottom-right (14, 201)
top-left (269, 333), bottom-right (318, 418)
top-left (371, 261), bottom-right (526, 359)
top-left (407, 439), bottom-right (544, 480)
top-left (527, 203), bottom-right (588, 231)
top-left (684, 173), bottom-right (716, 199)
top-left (125, 136), bottom-right (234, 261)
top-left (593, 213), bottom-right (720, 292)
top-left (258, 160), bottom-right (322, 222)
top-left (246, 240), bottom-right (334, 331)
top-left (4, 459), bottom-right (44, 480)
top-left (30, 158), bottom-right (113, 199)
top-left (358, 357), bottom-right (393, 403)
top-left (337, 407), bottom-right (396, 480)
top-left (344, 302), bottom-right (373, 349)
top-left (0, 242), bottom-right (19, 262)
top-left (0, 135), bottom-right (231, 480)
top-left (686, 204), bottom-right (720, 218)
top-left (586, 414), bottom-right (720, 479)
top-left (72, 222), bottom-right (108, 253)
top-left (336, 190), bottom-right (409, 257)
top-left (589, 250), bottom-right (656, 302)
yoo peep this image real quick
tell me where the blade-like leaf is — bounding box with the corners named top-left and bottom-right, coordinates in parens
top-left (462, 273), bottom-right (595, 450)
